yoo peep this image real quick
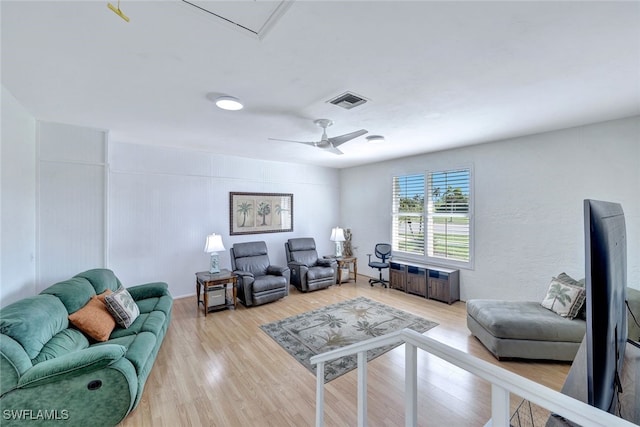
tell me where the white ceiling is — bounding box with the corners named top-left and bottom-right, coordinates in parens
top-left (2, 1), bottom-right (639, 169)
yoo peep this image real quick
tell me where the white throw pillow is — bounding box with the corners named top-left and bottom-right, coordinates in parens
top-left (105, 287), bottom-right (140, 328)
top-left (541, 276), bottom-right (585, 319)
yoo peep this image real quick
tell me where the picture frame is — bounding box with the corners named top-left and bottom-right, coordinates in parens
top-left (229, 192), bottom-right (293, 235)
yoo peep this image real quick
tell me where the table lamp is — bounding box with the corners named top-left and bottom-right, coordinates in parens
top-left (204, 233), bottom-right (225, 274)
top-left (330, 227), bottom-right (346, 257)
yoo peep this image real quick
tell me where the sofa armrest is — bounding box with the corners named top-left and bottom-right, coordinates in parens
top-left (267, 265), bottom-right (289, 276)
top-left (127, 282), bottom-right (170, 301)
top-left (16, 344), bottom-right (127, 389)
top-left (233, 270), bottom-right (254, 280)
top-left (316, 258), bottom-right (335, 268)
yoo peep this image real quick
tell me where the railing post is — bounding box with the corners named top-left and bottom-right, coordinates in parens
top-left (491, 383), bottom-right (510, 427)
top-left (357, 351), bottom-right (367, 427)
top-left (316, 361), bottom-right (325, 427)
top-left (405, 342), bottom-right (417, 427)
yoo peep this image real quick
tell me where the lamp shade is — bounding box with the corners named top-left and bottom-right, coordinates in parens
top-left (330, 227), bottom-right (345, 242)
top-left (204, 234), bottom-right (225, 253)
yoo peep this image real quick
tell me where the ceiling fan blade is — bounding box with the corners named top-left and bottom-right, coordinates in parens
top-left (328, 129), bottom-right (368, 147)
top-left (268, 138), bottom-right (317, 147)
top-left (324, 145), bottom-right (344, 155)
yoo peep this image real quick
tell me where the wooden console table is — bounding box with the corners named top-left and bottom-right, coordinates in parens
top-left (389, 261), bottom-right (460, 304)
top-left (195, 270), bottom-right (237, 316)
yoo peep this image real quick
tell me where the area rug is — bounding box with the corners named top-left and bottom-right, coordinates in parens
top-left (260, 296), bottom-right (438, 383)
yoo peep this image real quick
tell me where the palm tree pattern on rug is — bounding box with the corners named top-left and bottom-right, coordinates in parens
top-left (260, 297), bottom-right (438, 382)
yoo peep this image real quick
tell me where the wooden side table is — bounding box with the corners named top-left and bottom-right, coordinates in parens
top-left (195, 270), bottom-right (237, 316)
top-left (324, 256), bottom-right (358, 285)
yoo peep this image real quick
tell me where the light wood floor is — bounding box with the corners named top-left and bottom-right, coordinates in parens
top-left (120, 277), bottom-right (571, 427)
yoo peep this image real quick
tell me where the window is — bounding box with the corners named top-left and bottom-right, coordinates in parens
top-left (426, 168), bottom-right (471, 265)
top-left (391, 168), bottom-right (473, 268)
top-left (392, 174), bottom-right (425, 256)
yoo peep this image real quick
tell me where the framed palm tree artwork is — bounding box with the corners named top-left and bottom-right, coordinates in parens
top-left (229, 192), bottom-right (293, 235)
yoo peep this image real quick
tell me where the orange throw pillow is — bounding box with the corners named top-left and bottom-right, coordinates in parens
top-left (96, 289), bottom-right (113, 304)
top-left (68, 296), bottom-right (116, 342)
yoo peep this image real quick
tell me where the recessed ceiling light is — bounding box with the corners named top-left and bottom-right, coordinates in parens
top-left (366, 135), bottom-right (385, 143)
top-left (215, 96), bottom-right (243, 111)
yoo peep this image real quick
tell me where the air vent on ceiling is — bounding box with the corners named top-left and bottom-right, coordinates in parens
top-left (327, 92), bottom-right (368, 110)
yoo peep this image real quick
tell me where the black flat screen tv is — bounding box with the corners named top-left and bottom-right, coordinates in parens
top-left (584, 199), bottom-right (627, 413)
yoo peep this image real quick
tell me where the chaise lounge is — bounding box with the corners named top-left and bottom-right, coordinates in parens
top-left (467, 274), bottom-right (640, 361)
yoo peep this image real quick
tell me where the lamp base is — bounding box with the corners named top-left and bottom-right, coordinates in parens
top-left (209, 252), bottom-right (221, 274)
top-left (334, 242), bottom-right (343, 258)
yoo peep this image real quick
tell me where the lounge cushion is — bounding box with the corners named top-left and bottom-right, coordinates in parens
top-left (109, 311), bottom-right (166, 339)
top-left (32, 329), bottom-right (89, 364)
top-left (0, 295), bottom-right (68, 359)
top-left (136, 295), bottom-right (172, 316)
top-left (40, 277), bottom-right (96, 314)
top-left (75, 268), bottom-right (122, 294)
top-left (467, 300), bottom-right (585, 342)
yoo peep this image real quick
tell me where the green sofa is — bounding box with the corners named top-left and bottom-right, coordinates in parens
top-left (0, 269), bottom-right (172, 426)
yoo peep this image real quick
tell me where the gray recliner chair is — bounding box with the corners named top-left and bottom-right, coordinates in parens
top-left (285, 238), bottom-right (337, 292)
top-left (230, 241), bottom-right (290, 307)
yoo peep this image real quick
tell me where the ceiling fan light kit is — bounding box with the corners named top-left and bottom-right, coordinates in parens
top-left (215, 96), bottom-right (244, 111)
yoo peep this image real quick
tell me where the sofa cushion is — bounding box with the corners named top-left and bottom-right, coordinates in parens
top-left (0, 295), bottom-right (68, 359)
top-left (252, 275), bottom-right (287, 293)
top-left (136, 296), bottom-right (160, 314)
top-left (68, 297), bottom-right (116, 342)
top-left (233, 242), bottom-right (270, 276)
top-left (541, 276), bottom-right (585, 319)
top-left (125, 331), bottom-right (156, 374)
top-left (40, 277), bottom-right (96, 314)
top-left (290, 250), bottom-right (319, 267)
top-left (75, 268), bottom-right (122, 294)
top-left (307, 266), bottom-right (334, 281)
top-left (105, 287), bottom-right (140, 328)
top-left (467, 300), bottom-right (585, 342)
top-left (0, 334), bottom-right (33, 394)
top-left (32, 328), bottom-right (89, 364)
top-left (109, 311), bottom-right (167, 339)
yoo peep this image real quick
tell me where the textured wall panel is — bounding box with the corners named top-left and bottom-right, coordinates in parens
top-left (341, 116), bottom-right (640, 301)
top-left (38, 162), bottom-right (105, 289)
top-left (108, 142), bottom-right (340, 298)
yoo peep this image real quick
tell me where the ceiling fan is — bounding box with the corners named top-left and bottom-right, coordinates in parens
top-left (268, 119), bottom-right (368, 155)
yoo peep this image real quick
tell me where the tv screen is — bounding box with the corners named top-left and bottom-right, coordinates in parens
top-left (584, 199), bottom-right (627, 413)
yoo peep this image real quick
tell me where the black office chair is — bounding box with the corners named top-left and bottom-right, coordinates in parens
top-left (368, 243), bottom-right (392, 287)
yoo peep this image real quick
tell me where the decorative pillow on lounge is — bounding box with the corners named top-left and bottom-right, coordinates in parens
top-left (541, 276), bottom-right (586, 319)
top-left (104, 287), bottom-right (140, 328)
top-left (68, 296), bottom-right (116, 342)
top-left (96, 289), bottom-right (112, 304)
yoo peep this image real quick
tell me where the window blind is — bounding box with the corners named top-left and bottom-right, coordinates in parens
top-left (426, 168), bottom-right (471, 263)
top-left (392, 174), bottom-right (425, 255)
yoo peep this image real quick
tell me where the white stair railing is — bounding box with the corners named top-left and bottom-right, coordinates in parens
top-left (310, 328), bottom-right (637, 427)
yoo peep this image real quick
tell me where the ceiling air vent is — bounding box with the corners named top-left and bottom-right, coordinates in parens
top-left (327, 92), bottom-right (368, 110)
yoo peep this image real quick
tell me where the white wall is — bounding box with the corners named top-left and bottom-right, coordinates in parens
top-left (341, 116), bottom-right (640, 301)
top-left (108, 142), bottom-right (340, 298)
top-left (0, 86), bottom-right (37, 307)
top-left (37, 122), bottom-right (107, 289)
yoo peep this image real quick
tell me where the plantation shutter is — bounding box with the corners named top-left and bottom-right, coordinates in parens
top-left (426, 168), bottom-right (471, 263)
top-left (392, 174), bottom-right (425, 255)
